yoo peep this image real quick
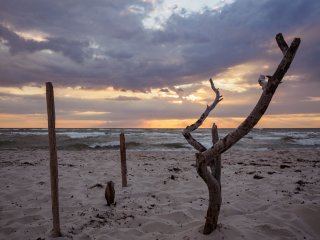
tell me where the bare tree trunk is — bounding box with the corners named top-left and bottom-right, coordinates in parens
top-left (196, 153), bottom-right (221, 234)
top-left (46, 82), bottom-right (61, 237)
top-left (182, 34), bottom-right (301, 235)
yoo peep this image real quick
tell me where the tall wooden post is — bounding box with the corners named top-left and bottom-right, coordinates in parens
top-left (46, 82), bottom-right (61, 237)
top-left (120, 131), bottom-right (127, 187)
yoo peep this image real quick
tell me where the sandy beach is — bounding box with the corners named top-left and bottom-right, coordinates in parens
top-left (0, 148), bottom-right (319, 240)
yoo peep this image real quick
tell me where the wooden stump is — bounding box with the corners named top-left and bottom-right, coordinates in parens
top-left (105, 181), bottom-right (115, 206)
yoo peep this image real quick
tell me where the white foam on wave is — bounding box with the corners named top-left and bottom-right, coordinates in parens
top-left (12, 131), bottom-right (48, 136)
top-left (250, 135), bottom-right (281, 141)
top-left (292, 138), bottom-right (320, 146)
top-left (89, 141), bottom-right (119, 148)
top-left (273, 131), bottom-right (312, 139)
top-left (59, 131), bottom-right (106, 139)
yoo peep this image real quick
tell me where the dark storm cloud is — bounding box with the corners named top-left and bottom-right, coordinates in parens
top-left (0, 24), bottom-right (88, 63)
top-left (0, 0), bottom-right (150, 38)
top-left (0, 0), bottom-right (319, 90)
top-left (154, 0), bottom-right (320, 80)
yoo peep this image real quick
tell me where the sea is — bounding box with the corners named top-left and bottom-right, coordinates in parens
top-left (0, 128), bottom-right (319, 151)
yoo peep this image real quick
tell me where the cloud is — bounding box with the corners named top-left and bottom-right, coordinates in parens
top-left (0, 24), bottom-right (89, 63)
top-left (0, 0), bottom-right (319, 128)
top-left (0, 0), bottom-right (318, 90)
top-left (107, 96), bottom-right (142, 101)
top-left (159, 88), bottom-right (170, 93)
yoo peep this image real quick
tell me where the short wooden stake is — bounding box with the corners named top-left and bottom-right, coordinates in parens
top-left (46, 82), bottom-right (61, 237)
top-left (120, 131), bottom-right (127, 187)
top-left (105, 181), bottom-right (115, 205)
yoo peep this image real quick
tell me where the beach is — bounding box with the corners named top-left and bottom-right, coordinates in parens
top-left (1, 148), bottom-right (319, 239)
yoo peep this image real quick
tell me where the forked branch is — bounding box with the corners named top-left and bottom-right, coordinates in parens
top-left (182, 33), bottom-right (301, 235)
top-left (201, 34), bottom-right (301, 162)
top-left (182, 80), bottom-right (223, 234)
top-left (182, 79), bottom-right (222, 152)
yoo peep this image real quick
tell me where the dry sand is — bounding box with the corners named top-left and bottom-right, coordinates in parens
top-left (0, 148), bottom-right (319, 240)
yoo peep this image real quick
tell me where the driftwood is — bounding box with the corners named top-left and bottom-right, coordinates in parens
top-left (46, 82), bottom-right (62, 237)
top-left (182, 33), bottom-right (300, 234)
top-left (120, 132), bottom-right (128, 187)
top-left (105, 181), bottom-right (115, 206)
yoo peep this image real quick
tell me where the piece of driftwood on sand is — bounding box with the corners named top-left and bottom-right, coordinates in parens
top-left (120, 132), bottom-right (128, 187)
top-left (46, 82), bottom-right (62, 237)
top-left (105, 181), bottom-right (115, 206)
top-left (183, 33), bottom-right (301, 234)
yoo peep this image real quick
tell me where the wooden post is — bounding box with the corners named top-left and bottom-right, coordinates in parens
top-left (105, 181), bottom-right (115, 205)
top-left (46, 82), bottom-right (61, 237)
top-left (120, 131), bottom-right (127, 187)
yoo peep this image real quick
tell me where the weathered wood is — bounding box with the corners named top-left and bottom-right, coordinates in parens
top-left (201, 34), bottom-right (301, 162)
top-left (46, 82), bottom-right (61, 238)
top-left (276, 33), bottom-right (289, 54)
top-left (196, 153), bottom-right (221, 234)
top-left (120, 132), bottom-right (127, 187)
top-left (105, 181), bottom-right (115, 206)
top-left (211, 124), bottom-right (221, 186)
top-left (182, 79), bottom-right (222, 152)
top-left (182, 34), bottom-right (301, 235)
top-left (182, 81), bottom-right (223, 234)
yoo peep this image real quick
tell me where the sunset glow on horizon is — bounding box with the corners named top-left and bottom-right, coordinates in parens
top-left (0, 0), bottom-right (319, 128)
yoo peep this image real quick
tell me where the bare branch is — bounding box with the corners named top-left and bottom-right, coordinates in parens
top-left (276, 33), bottom-right (289, 54)
top-left (201, 35), bottom-right (301, 162)
top-left (183, 132), bottom-right (207, 152)
top-left (182, 79), bottom-right (222, 151)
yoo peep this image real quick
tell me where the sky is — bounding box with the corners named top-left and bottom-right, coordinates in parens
top-left (0, 0), bottom-right (319, 128)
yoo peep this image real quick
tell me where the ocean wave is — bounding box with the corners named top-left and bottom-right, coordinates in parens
top-left (152, 143), bottom-right (190, 149)
top-left (61, 143), bottom-right (89, 150)
top-left (126, 130), bottom-right (179, 137)
top-left (11, 131), bottom-right (48, 136)
top-left (89, 141), bottom-right (141, 149)
top-left (89, 141), bottom-right (119, 149)
top-left (281, 136), bottom-right (296, 142)
top-left (291, 138), bottom-right (320, 146)
top-left (1, 128), bottom-right (319, 151)
top-left (249, 135), bottom-right (281, 141)
top-left (58, 131), bottom-right (106, 139)
top-left (272, 131), bottom-right (317, 139)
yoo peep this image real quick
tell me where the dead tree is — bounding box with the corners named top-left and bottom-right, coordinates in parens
top-left (182, 33), bottom-right (300, 234)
